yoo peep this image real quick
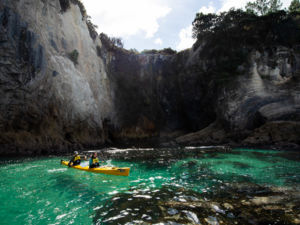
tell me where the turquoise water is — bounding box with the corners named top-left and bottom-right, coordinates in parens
top-left (0, 148), bottom-right (299, 224)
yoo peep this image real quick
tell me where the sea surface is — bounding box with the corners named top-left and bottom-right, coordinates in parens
top-left (0, 148), bottom-right (299, 225)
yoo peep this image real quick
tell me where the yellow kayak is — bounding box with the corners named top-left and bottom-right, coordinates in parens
top-left (60, 160), bottom-right (130, 176)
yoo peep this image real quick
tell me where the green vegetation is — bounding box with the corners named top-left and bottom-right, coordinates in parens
top-left (141, 49), bottom-right (159, 54)
top-left (86, 16), bottom-right (98, 40)
top-left (192, 8), bottom-right (300, 49)
top-left (99, 33), bottom-right (124, 50)
top-left (192, 8), bottom-right (300, 81)
top-left (141, 48), bottom-right (177, 55)
top-left (192, 1), bottom-right (300, 48)
top-left (68, 49), bottom-right (79, 65)
top-left (110, 37), bottom-right (124, 48)
top-left (289, 0), bottom-right (300, 12)
top-left (129, 49), bottom-right (139, 54)
top-left (246, 0), bottom-right (282, 15)
top-left (59, 0), bottom-right (86, 16)
top-left (71, 0), bottom-right (87, 17)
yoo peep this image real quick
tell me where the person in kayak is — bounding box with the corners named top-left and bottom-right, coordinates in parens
top-left (68, 151), bottom-right (81, 167)
top-left (89, 152), bottom-right (100, 168)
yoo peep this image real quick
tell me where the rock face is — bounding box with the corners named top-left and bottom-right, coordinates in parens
top-left (0, 0), bottom-right (300, 155)
top-left (105, 48), bottom-right (218, 144)
top-left (106, 45), bottom-right (300, 149)
top-left (0, 0), bottom-right (113, 155)
top-left (174, 46), bottom-right (300, 148)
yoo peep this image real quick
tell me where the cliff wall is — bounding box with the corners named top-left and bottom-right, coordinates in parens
top-left (106, 45), bottom-right (300, 149)
top-left (0, 0), bottom-right (299, 155)
top-left (0, 0), bottom-right (113, 155)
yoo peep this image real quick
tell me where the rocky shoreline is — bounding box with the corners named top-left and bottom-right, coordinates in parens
top-left (1, 141), bottom-right (299, 157)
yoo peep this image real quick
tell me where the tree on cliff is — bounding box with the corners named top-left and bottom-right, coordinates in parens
top-left (245, 0), bottom-right (283, 15)
top-left (289, 0), bottom-right (300, 12)
top-left (191, 7), bottom-right (300, 79)
top-left (192, 9), bottom-right (253, 40)
top-left (99, 33), bottom-right (124, 50)
top-left (110, 37), bottom-right (124, 48)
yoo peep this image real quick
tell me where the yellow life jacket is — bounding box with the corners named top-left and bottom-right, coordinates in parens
top-left (74, 155), bottom-right (81, 161)
top-left (92, 157), bottom-right (99, 164)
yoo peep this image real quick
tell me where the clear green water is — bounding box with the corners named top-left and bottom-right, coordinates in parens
top-left (0, 148), bottom-right (299, 225)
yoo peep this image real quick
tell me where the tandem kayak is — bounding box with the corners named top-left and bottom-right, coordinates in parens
top-left (60, 160), bottom-right (130, 176)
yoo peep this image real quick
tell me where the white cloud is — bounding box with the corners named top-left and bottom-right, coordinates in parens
top-left (176, 25), bottom-right (195, 51)
top-left (219, 0), bottom-right (292, 12)
top-left (81, 0), bottom-right (171, 38)
top-left (219, 0), bottom-right (248, 12)
top-left (175, 2), bottom-right (216, 51)
top-left (282, 0), bottom-right (293, 8)
top-left (154, 38), bottom-right (163, 45)
top-left (199, 2), bottom-right (216, 14)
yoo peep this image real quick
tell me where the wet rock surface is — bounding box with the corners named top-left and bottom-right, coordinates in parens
top-left (243, 121), bottom-right (300, 149)
top-left (93, 184), bottom-right (300, 225)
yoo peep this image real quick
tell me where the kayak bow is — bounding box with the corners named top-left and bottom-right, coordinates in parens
top-left (61, 160), bottom-right (130, 176)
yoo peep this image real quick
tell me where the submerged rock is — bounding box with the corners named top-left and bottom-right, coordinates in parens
top-left (205, 216), bottom-right (219, 225)
top-left (93, 183), bottom-right (300, 225)
top-left (167, 208), bottom-right (179, 216)
top-left (223, 203), bottom-right (234, 210)
top-left (182, 210), bottom-right (200, 224)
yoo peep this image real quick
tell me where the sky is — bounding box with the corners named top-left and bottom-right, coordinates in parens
top-left (81, 0), bottom-right (293, 52)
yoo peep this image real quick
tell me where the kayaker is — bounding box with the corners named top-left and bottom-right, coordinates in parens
top-left (89, 152), bottom-right (100, 168)
top-left (68, 151), bottom-right (81, 167)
